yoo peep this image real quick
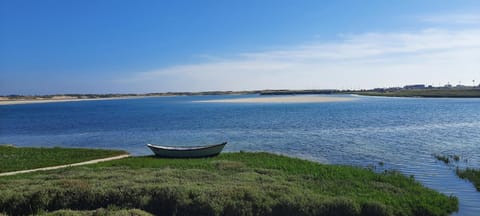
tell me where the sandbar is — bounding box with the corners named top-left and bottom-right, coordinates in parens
top-left (195, 95), bottom-right (356, 103)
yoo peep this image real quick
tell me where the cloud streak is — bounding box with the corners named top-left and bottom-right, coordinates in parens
top-left (421, 13), bottom-right (480, 24)
top-left (117, 28), bottom-right (480, 92)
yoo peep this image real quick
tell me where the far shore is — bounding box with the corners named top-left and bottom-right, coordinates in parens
top-left (0, 96), bottom-right (154, 106)
top-left (196, 95), bottom-right (356, 103)
top-left (1, 94), bottom-right (357, 105)
top-left (3, 87), bottom-right (479, 106)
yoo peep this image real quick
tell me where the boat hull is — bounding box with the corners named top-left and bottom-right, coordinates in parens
top-left (147, 142), bottom-right (227, 158)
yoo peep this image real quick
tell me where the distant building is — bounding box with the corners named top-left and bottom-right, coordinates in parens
top-left (388, 87), bottom-right (402, 91)
top-left (373, 88), bottom-right (386, 92)
top-left (403, 84), bottom-right (426, 90)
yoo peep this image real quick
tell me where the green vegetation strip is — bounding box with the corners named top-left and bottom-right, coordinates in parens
top-left (432, 154), bottom-right (479, 192)
top-left (354, 89), bottom-right (480, 98)
top-left (456, 168), bottom-right (480, 191)
top-left (42, 208), bottom-right (153, 216)
top-left (0, 146), bottom-right (127, 173)
top-left (0, 152), bottom-right (457, 216)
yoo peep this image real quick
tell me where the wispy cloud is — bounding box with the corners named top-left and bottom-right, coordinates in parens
top-left (117, 28), bottom-right (480, 92)
top-left (421, 13), bottom-right (480, 24)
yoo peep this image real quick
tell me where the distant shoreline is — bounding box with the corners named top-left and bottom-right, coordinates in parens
top-left (1, 87), bottom-right (480, 106)
top-left (0, 96), bottom-right (153, 106)
top-left (352, 88), bottom-right (480, 98)
top-left (196, 95), bottom-right (356, 103)
top-left (0, 91), bottom-right (259, 106)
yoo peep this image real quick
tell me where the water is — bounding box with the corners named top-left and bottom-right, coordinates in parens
top-left (1, 94), bottom-right (479, 215)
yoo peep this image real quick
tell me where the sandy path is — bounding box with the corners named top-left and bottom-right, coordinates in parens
top-left (196, 95), bottom-right (356, 103)
top-left (0, 154), bottom-right (130, 177)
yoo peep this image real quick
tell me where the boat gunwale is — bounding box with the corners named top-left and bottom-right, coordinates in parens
top-left (147, 142), bottom-right (227, 152)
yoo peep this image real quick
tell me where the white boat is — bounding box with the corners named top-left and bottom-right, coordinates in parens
top-left (147, 142), bottom-right (227, 158)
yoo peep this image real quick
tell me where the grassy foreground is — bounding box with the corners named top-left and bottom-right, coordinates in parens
top-left (456, 168), bottom-right (480, 191)
top-left (0, 145), bottom-right (127, 173)
top-left (42, 208), bottom-right (153, 216)
top-left (0, 152), bottom-right (457, 216)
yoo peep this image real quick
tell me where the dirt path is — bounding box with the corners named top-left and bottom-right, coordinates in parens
top-left (0, 154), bottom-right (130, 177)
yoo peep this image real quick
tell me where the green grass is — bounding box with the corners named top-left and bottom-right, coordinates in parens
top-left (0, 145), bottom-right (127, 173)
top-left (43, 208), bottom-right (153, 216)
top-left (0, 152), bottom-right (457, 216)
top-left (456, 168), bottom-right (480, 191)
top-left (354, 88), bottom-right (480, 98)
top-left (432, 154), bottom-right (478, 191)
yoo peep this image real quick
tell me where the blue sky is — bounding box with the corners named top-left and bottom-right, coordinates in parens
top-left (1, 0), bottom-right (480, 94)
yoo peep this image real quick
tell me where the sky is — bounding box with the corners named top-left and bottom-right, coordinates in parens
top-left (1, 0), bottom-right (480, 94)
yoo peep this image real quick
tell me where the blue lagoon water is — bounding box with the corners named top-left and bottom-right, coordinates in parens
top-left (1, 94), bottom-right (479, 215)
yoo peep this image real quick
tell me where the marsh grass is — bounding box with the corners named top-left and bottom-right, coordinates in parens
top-left (0, 146), bottom-right (126, 173)
top-left (456, 168), bottom-right (480, 191)
top-left (432, 154), bottom-right (479, 192)
top-left (433, 154), bottom-right (450, 164)
top-left (433, 154), bottom-right (461, 165)
top-left (0, 152), bottom-right (458, 216)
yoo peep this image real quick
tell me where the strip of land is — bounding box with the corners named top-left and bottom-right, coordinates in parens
top-left (352, 88), bottom-right (480, 98)
top-left (0, 91), bottom-right (260, 106)
top-left (0, 150), bottom-right (458, 215)
top-left (0, 154), bottom-right (129, 176)
top-left (0, 145), bottom-right (128, 172)
top-left (456, 168), bottom-right (480, 191)
top-left (196, 95), bottom-right (356, 103)
top-left (0, 96), bottom-right (151, 106)
top-left (432, 154), bottom-right (479, 192)
top-left (2, 87), bottom-right (480, 106)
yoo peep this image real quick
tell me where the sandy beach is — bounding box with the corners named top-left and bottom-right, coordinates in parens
top-left (195, 95), bottom-right (356, 103)
top-left (0, 96), bottom-right (149, 106)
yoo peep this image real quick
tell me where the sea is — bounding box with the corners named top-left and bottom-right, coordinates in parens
top-left (1, 94), bottom-right (479, 215)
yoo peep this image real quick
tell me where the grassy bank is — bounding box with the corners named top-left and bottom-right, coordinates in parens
top-left (0, 145), bottom-right (127, 173)
top-left (0, 152), bottom-right (457, 216)
top-left (43, 208), bottom-right (153, 216)
top-left (432, 154), bottom-right (479, 192)
top-left (354, 88), bottom-right (480, 98)
top-left (456, 168), bottom-right (480, 191)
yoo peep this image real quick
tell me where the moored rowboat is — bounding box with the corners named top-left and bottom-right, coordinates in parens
top-left (147, 142), bottom-right (227, 158)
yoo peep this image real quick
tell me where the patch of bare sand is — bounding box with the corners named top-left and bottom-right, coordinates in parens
top-left (196, 95), bottom-right (356, 103)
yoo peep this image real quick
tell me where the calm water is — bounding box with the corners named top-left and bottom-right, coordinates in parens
top-left (1, 94), bottom-right (479, 215)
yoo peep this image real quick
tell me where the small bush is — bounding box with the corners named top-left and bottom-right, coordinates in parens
top-left (361, 201), bottom-right (391, 216)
